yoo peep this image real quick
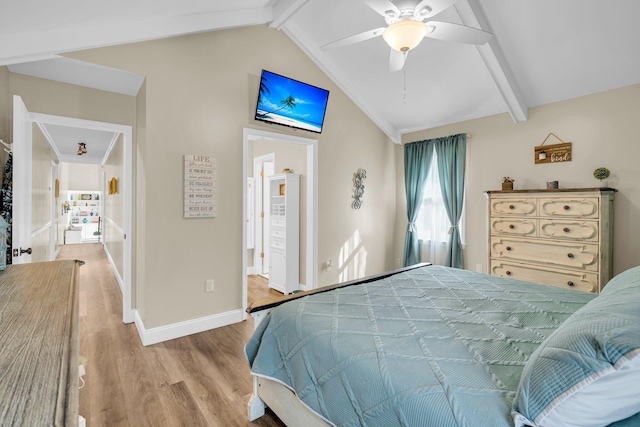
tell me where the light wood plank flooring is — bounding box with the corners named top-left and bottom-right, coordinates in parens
top-left (57, 243), bottom-right (286, 427)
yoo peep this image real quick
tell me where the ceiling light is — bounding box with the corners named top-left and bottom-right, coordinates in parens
top-left (382, 19), bottom-right (427, 53)
top-left (77, 142), bottom-right (87, 155)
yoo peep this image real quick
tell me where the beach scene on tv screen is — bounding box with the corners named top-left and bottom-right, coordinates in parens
top-left (256, 70), bottom-right (329, 133)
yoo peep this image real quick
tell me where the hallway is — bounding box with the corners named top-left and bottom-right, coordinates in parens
top-left (57, 244), bottom-right (284, 427)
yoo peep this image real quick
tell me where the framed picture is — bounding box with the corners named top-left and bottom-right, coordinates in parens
top-left (80, 193), bottom-right (92, 200)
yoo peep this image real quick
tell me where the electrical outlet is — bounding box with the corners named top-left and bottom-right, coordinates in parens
top-left (205, 279), bottom-right (214, 292)
top-left (476, 264), bottom-right (483, 273)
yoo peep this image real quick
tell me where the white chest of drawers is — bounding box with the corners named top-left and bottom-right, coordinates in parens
top-left (486, 188), bottom-right (616, 293)
top-left (268, 173), bottom-right (300, 294)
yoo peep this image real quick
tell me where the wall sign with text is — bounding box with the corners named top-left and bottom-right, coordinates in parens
top-left (534, 142), bottom-right (572, 164)
top-left (184, 155), bottom-right (216, 218)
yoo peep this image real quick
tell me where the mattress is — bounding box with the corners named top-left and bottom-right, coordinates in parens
top-left (246, 265), bottom-right (596, 427)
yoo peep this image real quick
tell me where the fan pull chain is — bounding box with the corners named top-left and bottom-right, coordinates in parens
top-left (403, 53), bottom-right (407, 104)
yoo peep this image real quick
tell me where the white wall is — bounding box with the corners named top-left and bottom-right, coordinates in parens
top-left (103, 134), bottom-right (125, 280)
top-left (67, 163), bottom-right (101, 191)
top-left (31, 123), bottom-right (57, 261)
top-left (397, 84), bottom-right (640, 276)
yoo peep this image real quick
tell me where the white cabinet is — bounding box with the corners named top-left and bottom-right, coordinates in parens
top-left (486, 188), bottom-right (616, 293)
top-left (268, 174), bottom-right (300, 294)
top-left (67, 191), bottom-right (101, 243)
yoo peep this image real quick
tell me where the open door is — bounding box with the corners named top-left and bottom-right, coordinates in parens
top-left (11, 95), bottom-right (33, 264)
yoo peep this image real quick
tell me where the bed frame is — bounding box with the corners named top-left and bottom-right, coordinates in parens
top-left (246, 263), bottom-right (431, 425)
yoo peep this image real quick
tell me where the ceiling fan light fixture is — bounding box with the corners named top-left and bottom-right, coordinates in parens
top-left (383, 19), bottom-right (427, 52)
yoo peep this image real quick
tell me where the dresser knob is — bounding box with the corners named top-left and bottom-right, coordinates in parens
top-left (506, 246), bottom-right (512, 251)
top-left (567, 281), bottom-right (575, 287)
top-left (563, 227), bottom-right (570, 233)
top-left (509, 224), bottom-right (515, 229)
top-left (509, 205), bottom-right (515, 210)
top-left (563, 205), bottom-right (570, 210)
top-left (567, 253), bottom-right (574, 258)
top-left (506, 271), bottom-right (512, 276)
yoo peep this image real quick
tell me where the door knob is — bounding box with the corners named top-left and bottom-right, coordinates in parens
top-left (20, 247), bottom-right (32, 255)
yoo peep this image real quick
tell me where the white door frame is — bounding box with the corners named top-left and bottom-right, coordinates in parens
top-left (50, 159), bottom-right (59, 258)
top-left (253, 154), bottom-right (274, 276)
top-left (31, 112), bottom-right (134, 324)
top-left (242, 128), bottom-right (318, 319)
top-left (12, 95), bottom-right (33, 264)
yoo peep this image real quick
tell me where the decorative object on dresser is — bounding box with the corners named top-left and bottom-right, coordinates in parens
top-left (485, 188), bottom-right (616, 293)
top-left (546, 180), bottom-right (559, 189)
top-left (268, 173), bottom-right (300, 294)
top-left (502, 176), bottom-right (514, 191)
top-left (534, 132), bottom-right (572, 164)
top-left (593, 167), bottom-right (611, 187)
top-left (352, 168), bottom-right (366, 209)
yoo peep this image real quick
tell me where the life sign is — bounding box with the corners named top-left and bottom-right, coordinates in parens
top-left (184, 154), bottom-right (217, 218)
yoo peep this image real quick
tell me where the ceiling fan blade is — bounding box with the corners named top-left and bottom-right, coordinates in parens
top-left (389, 49), bottom-right (407, 72)
top-left (425, 21), bottom-right (492, 45)
top-left (320, 27), bottom-right (386, 50)
top-left (363, 0), bottom-right (401, 19)
top-left (415, 0), bottom-right (459, 19)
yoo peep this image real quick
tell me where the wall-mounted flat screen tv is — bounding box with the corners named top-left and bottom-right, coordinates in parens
top-left (255, 70), bottom-right (330, 134)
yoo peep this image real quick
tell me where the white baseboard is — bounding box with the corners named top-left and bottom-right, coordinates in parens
top-left (103, 245), bottom-right (124, 294)
top-left (134, 309), bottom-right (244, 346)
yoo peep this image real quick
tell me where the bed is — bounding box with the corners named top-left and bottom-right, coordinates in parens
top-left (246, 264), bottom-right (640, 427)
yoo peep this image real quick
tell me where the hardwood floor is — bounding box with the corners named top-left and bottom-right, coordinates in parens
top-left (57, 243), bottom-right (286, 427)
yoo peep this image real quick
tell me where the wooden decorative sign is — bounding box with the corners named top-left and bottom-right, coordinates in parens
top-left (535, 133), bottom-right (572, 164)
top-left (184, 155), bottom-right (216, 218)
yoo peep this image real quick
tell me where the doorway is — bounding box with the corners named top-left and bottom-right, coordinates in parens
top-left (242, 128), bottom-right (318, 319)
top-left (12, 98), bottom-right (134, 323)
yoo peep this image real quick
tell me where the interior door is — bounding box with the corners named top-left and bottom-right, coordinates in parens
top-left (261, 161), bottom-right (274, 275)
top-left (11, 95), bottom-right (33, 264)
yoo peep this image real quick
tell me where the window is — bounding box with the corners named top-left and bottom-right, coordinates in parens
top-left (416, 152), bottom-right (465, 264)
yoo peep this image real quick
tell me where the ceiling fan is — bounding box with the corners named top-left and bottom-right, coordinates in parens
top-left (320, 0), bottom-right (493, 72)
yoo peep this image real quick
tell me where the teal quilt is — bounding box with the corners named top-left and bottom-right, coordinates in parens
top-left (246, 266), bottom-right (595, 427)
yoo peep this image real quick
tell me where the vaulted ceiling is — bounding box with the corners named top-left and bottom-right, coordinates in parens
top-left (2, 0), bottom-right (639, 150)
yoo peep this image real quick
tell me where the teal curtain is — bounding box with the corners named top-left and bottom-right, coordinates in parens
top-left (434, 134), bottom-right (466, 269)
top-left (403, 140), bottom-right (433, 266)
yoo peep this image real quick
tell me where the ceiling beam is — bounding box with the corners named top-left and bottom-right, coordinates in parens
top-left (0, 7), bottom-right (273, 66)
top-left (282, 24), bottom-right (400, 143)
top-left (270, 0), bottom-right (313, 30)
top-left (455, 0), bottom-right (528, 123)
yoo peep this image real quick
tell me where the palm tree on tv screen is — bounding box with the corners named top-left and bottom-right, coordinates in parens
top-left (259, 95), bottom-right (297, 118)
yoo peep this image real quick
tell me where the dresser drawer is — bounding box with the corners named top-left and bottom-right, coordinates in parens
top-left (490, 236), bottom-right (599, 271)
top-left (271, 217), bottom-right (285, 228)
top-left (490, 261), bottom-right (597, 292)
top-left (490, 218), bottom-right (537, 237)
top-left (539, 197), bottom-right (599, 218)
top-left (539, 219), bottom-right (599, 241)
top-left (490, 198), bottom-right (537, 216)
top-left (270, 238), bottom-right (285, 250)
top-left (270, 227), bottom-right (285, 239)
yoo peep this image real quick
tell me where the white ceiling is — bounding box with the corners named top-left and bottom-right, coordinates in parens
top-left (39, 123), bottom-right (118, 165)
top-left (2, 0), bottom-right (640, 149)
